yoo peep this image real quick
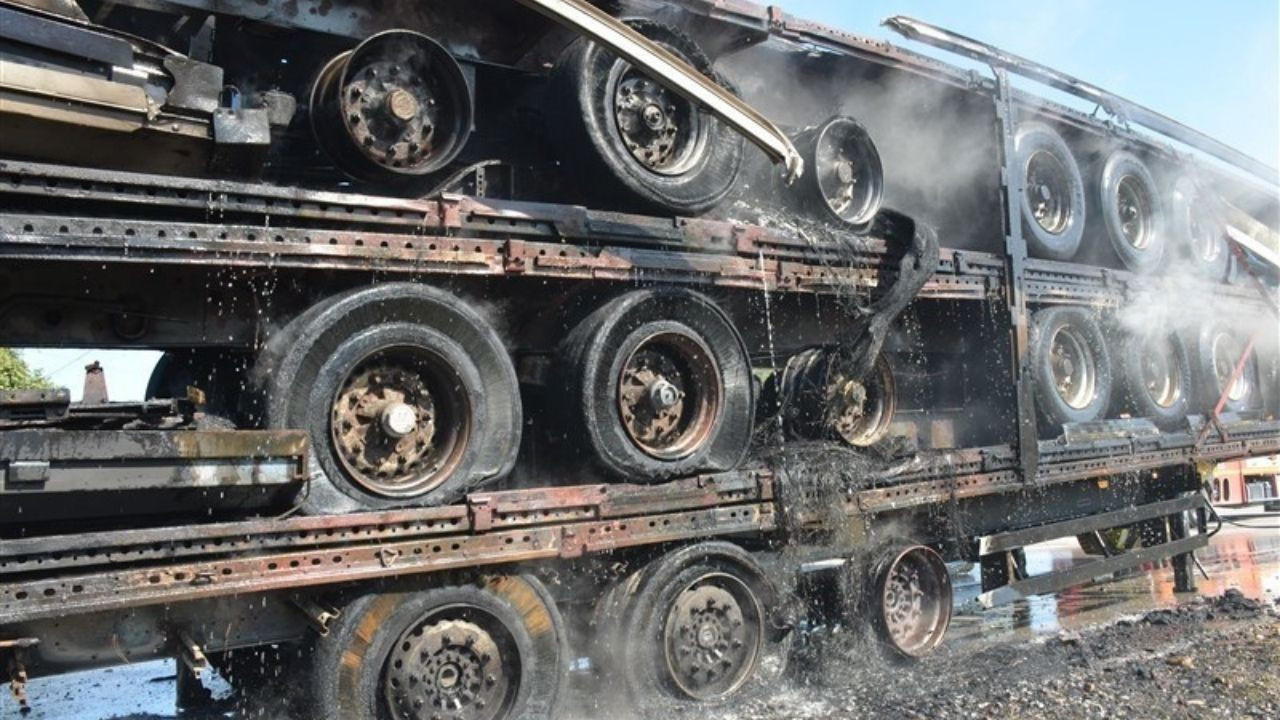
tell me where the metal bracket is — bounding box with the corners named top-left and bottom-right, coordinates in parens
top-left (176, 631), bottom-right (208, 680)
top-left (290, 595), bottom-right (342, 637)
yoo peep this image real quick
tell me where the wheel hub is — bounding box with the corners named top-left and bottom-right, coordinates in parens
top-left (330, 348), bottom-right (469, 499)
top-left (342, 59), bottom-right (439, 170)
top-left (1027, 150), bottom-right (1071, 235)
top-left (819, 352), bottom-right (893, 448)
top-left (1049, 327), bottom-right (1096, 410)
top-left (1116, 175), bottom-right (1152, 250)
top-left (663, 580), bottom-right (760, 700)
top-left (1140, 336), bottom-right (1182, 409)
top-left (1211, 332), bottom-right (1250, 403)
top-left (617, 332), bottom-right (720, 460)
top-left (808, 117), bottom-right (883, 225)
top-left (384, 619), bottom-right (508, 720)
top-left (612, 67), bottom-right (705, 176)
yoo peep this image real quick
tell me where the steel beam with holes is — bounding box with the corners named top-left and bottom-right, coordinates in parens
top-left (0, 503), bottom-right (774, 624)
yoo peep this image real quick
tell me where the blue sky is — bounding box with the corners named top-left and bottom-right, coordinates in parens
top-left (21, 0), bottom-right (1279, 400)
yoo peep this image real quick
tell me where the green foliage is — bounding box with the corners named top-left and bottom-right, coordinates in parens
top-left (0, 348), bottom-right (52, 390)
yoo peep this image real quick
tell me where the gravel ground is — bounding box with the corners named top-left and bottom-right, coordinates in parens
top-left (724, 590), bottom-right (1280, 720)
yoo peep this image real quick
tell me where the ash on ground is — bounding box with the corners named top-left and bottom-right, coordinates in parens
top-left (727, 590), bottom-right (1279, 720)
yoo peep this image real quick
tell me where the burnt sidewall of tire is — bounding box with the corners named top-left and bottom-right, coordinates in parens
top-left (1116, 327), bottom-right (1192, 429)
top-left (310, 577), bottom-right (566, 720)
top-left (1016, 122), bottom-right (1086, 262)
top-left (563, 289), bottom-right (753, 481)
top-left (549, 18), bottom-right (745, 215)
top-left (601, 542), bottom-right (790, 711)
top-left (265, 284), bottom-right (520, 512)
top-left (1029, 306), bottom-right (1113, 429)
top-left (1097, 150), bottom-right (1164, 273)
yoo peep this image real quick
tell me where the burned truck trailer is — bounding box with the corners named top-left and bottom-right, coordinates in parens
top-left (1, 0), bottom-right (1279, 717)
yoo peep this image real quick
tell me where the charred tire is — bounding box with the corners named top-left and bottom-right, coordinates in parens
top-left (1193, 324), bottom-right (1259, 413)
top-left (549, 18), bottom-right (744, 215)
top-left (1169, 175), bottom-right (1231, 281)
top-left (1116, 328), bottom-right (1192, 430)
top-left (308, 576), bottom-right (566, 720)
top-left (591, 542), bottom-right (791, 713)
top-left (777, 349), bottom-right (897, 448)
top-left (1016, 123), bottom-right (1086, 261)
top-left (1097, 150), bottom-right (1165, 273)
top-left (262, 284), bottom-right (520, 513)
top-left (556, 289), bottom-right (753, 481)
top-left (1029, 307), bottom-right (1113, 429)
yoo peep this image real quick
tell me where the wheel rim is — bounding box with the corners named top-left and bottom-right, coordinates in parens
top-left (812, 118), bottom-right (883, 226)
top-left (617, 331), bottom-right (721, 460)
top-left (1026, 150), bottom-right (1073, 235)
top-left (875, 546), bottom-right (952, 657)
top-left (1049, 325), bottom-right (1097, 410)
top-left (1116, 175), bottom-right (1153, 250)
top-left (311, 31), bottom-right (471, 179)
top-left (383, 611), bottom-right (518, 720)
top-left (331, 346), bottom-right (471, 498)
top-left (1174, 178), bottom-right (1223, 264)
top-left (1210, 331), bottom-right (1251, 403)
top-left (823, 353), bottom-right (895, 447)
top-left (610, 60), bottom-right (709, 176)
top-left (1139, 335), bottom-right (1183, 409)
top-left (661, 572), bottom-right (763, 700)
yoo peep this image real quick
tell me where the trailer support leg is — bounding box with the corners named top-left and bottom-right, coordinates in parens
top-left (1169, 512), bottom-right (1197, 594)
top-left (980, 551), bottom-right (1011, 592)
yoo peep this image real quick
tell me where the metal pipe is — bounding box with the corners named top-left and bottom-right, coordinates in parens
top-left (515, 0), bottom-right (803, 183)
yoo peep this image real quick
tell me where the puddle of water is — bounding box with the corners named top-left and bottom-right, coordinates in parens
top-left (949, 524), bottom-right (1280, 645)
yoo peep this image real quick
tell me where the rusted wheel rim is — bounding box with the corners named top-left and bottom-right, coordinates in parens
top-left (383, 614), bottom-right (516, 720)
top-left (876, 546), bottom-right (952, 658)
top-left (1049, 325), bottom-right (1097, 410)
top-left (341, 57), bottom-right (441, 171)
top-left (662, 572), bottom-right (763, 700)
top-left (1140, 335), bottom-right (1183, 409)
top-left (331, 346), bottom-right (470, 498)
top-left (1026, 149), bottom-right (1073, 235)
top-left (611, 62), bottom-right (708, 176)
top-left (823, 352), bottom-right (895, 447)
top-left (617, 331), bottom-right (721, 460)
top-left (1210, 331), bottom-right (1251, 403)
top-left (1116, 175), bottom-right (1153, 250)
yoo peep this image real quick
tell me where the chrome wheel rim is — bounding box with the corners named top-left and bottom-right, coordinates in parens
top-left (1116, 175), bottom-right (1153, 250)
top-left (813, 118), bottom-right (883, 225)
top-left (1049, 326), bottom-right (1097, 410)
top-left (1210, 331), bottom-right (1251, 403)
top-left (1140, 335), bottom-right (1183, 409)
top-left (1026, 150), bottom-right (1073, 235)
top-left (662, 572), bottom-right (763, 700)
